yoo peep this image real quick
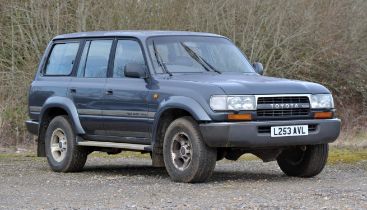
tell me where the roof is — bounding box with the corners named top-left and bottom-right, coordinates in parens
top-left (53, 30), bottom-right (224, 40)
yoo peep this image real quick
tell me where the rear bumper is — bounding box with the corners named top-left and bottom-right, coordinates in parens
top-left (25, 120), bottom-right (39, 135)
top-left (199, 118), bottom-right (341, 148)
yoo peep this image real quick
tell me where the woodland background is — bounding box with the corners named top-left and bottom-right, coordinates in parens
top-left (0, 0), bottom-right (366, 148)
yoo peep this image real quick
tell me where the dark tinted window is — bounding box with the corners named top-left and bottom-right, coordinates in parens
top-left (45, 42), bottom-right (79, 75)
top-left (113, 40), bottom-right (145, 78)
top-left (78, 40), bottom-right (112, 78)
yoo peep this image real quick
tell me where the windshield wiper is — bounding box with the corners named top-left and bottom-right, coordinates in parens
top-left (152, 41), bottom-right (172, 76)
top-left (180, 42), bottom-right (221, 74)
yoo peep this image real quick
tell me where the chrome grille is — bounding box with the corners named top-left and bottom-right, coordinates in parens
top-left (257, 96), bottom-right (309, 104)
top-left (257, 96), bottom-right (310, 119)
top-left (257, 108), bottom-right (309, 117)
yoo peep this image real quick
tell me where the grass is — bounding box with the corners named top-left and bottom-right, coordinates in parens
top-left (239, 154), bottom-right (259, 161)
top-left (328, 147), bottom-right (367, 164)
top-left (229, 147), bottom-right (367, 164)
top-left (0, 152), bottom-right (40, 161)
top-left (89, 151), bottom-right (151, 159)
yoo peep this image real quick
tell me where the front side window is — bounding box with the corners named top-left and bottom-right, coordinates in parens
top-left (113, 40), bottom-right (145, 78)
top-left (77, 40), bottom-right (112, 78)
top-left (147, 36), bottom-right (254, 74)
top-left (45, 42), bottom-right (79, 75)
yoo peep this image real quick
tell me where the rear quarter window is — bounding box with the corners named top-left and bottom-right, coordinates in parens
top-left (44, 42), bottom-right (80, 76)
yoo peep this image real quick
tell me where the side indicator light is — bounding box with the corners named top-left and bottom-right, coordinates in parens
top-left (227, 113), bottom-right (252, 121)
top-left (314, 111), bottom-right (333, 119)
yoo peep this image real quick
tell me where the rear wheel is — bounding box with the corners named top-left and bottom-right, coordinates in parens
top-left (163, 116), bottom-right (217, 183)
top-left (277, 144), bottom-right (328, 177)
top-left (45, 115), bottom-right (88, 172)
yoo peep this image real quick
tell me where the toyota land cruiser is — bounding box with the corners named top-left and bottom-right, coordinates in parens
top-left (26, 31), bottom-right (341, 183)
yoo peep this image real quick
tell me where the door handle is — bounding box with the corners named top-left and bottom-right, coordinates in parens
top-left (70, 88), bottom-right (76, 94)
top-left (106, 89), bottom-right (113, 95)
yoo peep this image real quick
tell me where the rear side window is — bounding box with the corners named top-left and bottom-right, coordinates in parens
top-left (45, 42), bottom-right (79, 75)
top-left (113, 40), bottom-right (145, 78)
top-left (77, 40), bottom-right (113, 78)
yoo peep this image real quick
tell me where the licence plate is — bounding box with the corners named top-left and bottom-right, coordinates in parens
top-left (271, 125), bottom-right (308, 137)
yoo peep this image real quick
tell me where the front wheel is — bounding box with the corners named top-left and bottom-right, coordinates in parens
top-left (277, 144), bottom-right (328, 177)
top-left (163, 116), bottom-right (217, 183)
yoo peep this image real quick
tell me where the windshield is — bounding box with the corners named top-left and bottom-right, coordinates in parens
top-left (147, 36), bottom-right (254, 74)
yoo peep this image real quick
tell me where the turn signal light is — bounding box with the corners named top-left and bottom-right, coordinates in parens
top-left (314, 111), bottom-right (333, 119)
top-left (227, 113), bottom-right (252, 121)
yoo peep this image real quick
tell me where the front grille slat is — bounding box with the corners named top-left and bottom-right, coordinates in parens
top-left (257, 109), bottom-right (309, 116)
top-left (257, 96), bottom-right (310, 119)
top-left (257, 96), bottom-right (309, 104)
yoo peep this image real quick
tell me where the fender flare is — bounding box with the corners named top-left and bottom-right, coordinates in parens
top-left (40, 96), bottom-right (85, 134)
top-left (151, 96), bottom-right (211, 146)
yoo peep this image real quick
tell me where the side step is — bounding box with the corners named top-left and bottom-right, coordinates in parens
top-left (77, 141), bottom-right (152, 151)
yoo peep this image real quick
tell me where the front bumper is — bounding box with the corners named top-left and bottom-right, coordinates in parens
top-left (199, 118), bottom-right (341, 148)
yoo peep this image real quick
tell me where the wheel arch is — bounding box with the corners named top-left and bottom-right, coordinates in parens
top-left (37, 96), bottom-right (85, 157)
top-left (151, 96), bottom-right (212, 153)
top-left (40, 97), bottom-right (85, 134)
top-left (152, 96), bottom-right (211, 149)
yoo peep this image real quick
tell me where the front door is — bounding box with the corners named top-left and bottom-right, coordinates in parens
top-left (103, 39), bottom-right (151, 144)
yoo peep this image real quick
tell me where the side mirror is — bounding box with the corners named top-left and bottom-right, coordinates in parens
top-left (253, 62), bottom-right (264, 75)
top-left (124, 63), bottom-right (148, 79)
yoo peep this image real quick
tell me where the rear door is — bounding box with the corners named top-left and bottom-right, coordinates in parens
top-left (70, 39), bottom-right (113, 135)
top-left (103, 39), bottom-right (151, 143)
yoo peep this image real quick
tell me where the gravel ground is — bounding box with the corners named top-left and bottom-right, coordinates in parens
top-left (0, 155), bottom-right (366, 209)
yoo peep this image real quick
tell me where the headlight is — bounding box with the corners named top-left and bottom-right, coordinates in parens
top-left (310, 94), bottom-right (334, 109)
top-left (210, 95), bottom-right (256, 111)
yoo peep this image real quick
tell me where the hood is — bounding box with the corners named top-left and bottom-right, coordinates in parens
top-left (167, 73), bottom-right (330, 95)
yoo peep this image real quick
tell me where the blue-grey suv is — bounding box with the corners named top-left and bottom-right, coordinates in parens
top-left (26, 31), bottom-right (341, 183)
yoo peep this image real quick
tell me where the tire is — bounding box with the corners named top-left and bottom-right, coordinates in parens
top-left (45, 115), bottom-right (88, 172)
top-left (277, 144), bottom-right (328, 177)
top-left (163, 116), bottom-right (217, 183)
